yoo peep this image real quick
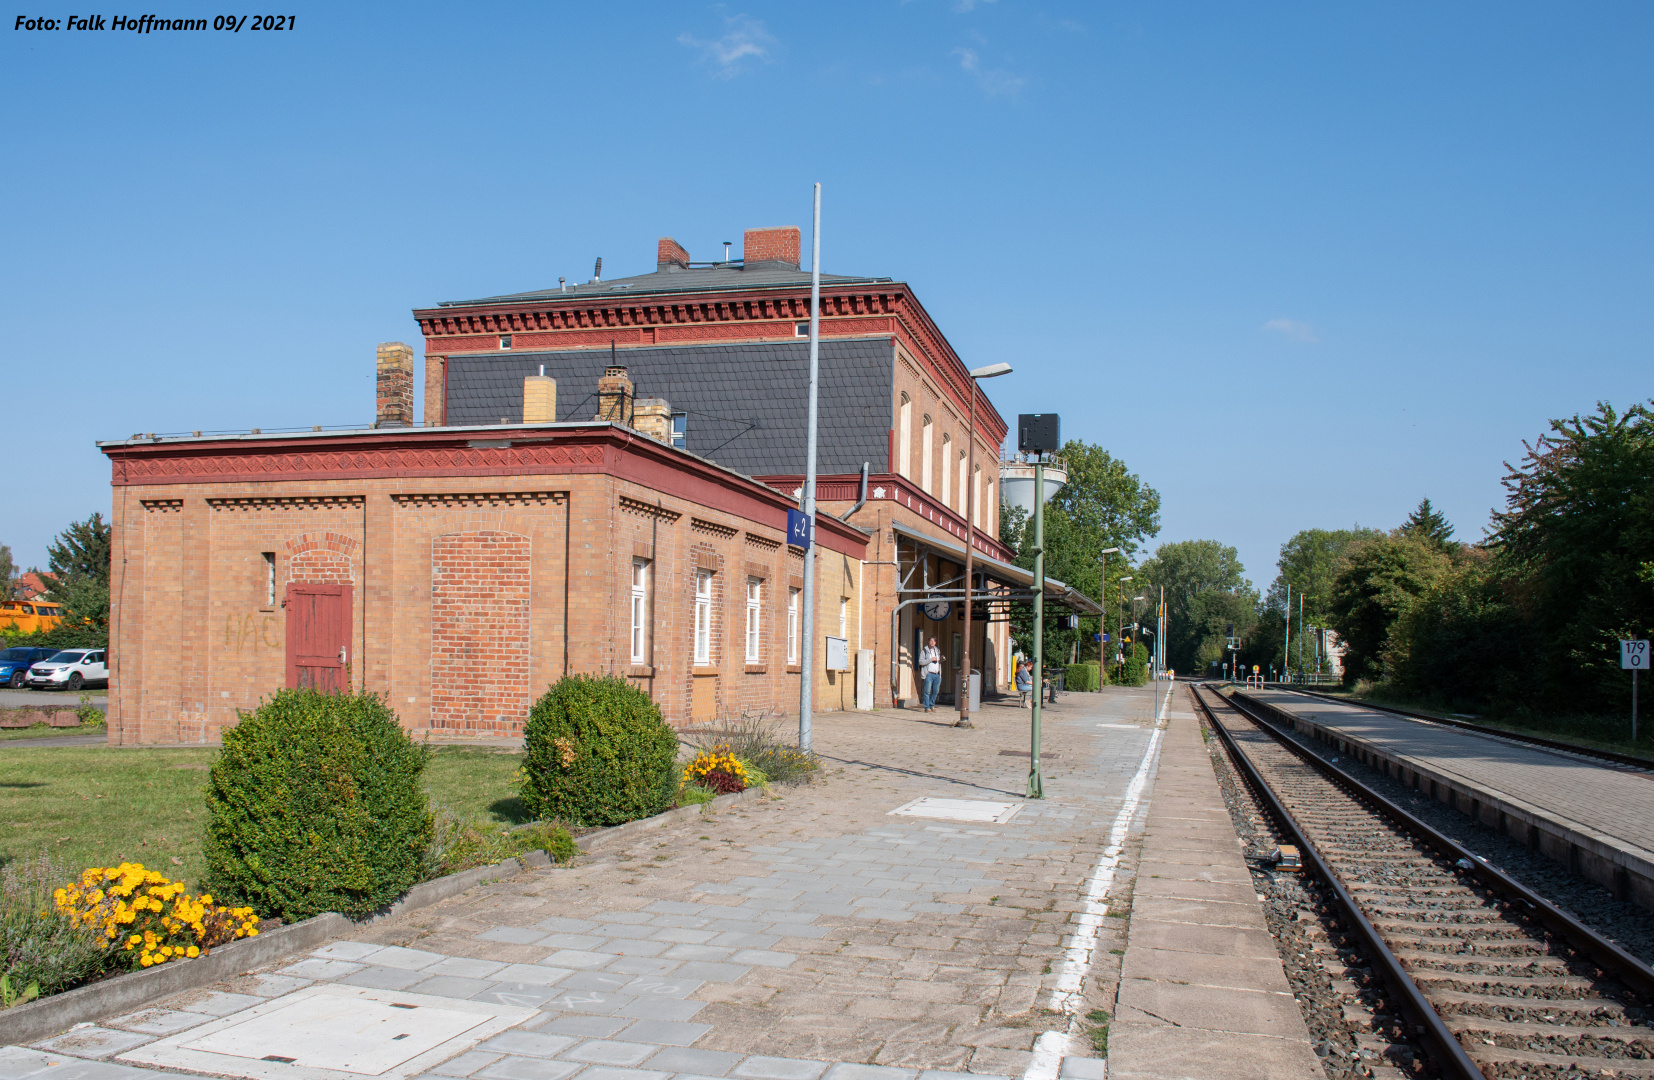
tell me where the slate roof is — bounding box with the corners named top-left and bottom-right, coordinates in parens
top-left (444, 338), bottom-right (896, 477)
top-left (439, 262), bottom-right (893, 308)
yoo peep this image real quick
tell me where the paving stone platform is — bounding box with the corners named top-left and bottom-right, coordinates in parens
top-left (1242, 687), bottom-right (1654, 907)
top-left (7, 687), bottom-right (1207, 1080)
top-left (1106, 686), bottom-right (1320, 1080)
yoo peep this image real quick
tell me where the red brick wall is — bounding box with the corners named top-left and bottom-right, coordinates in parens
top-left (430, 531), bottom-right (531, 733)
top-left (288, 532), bottom-right (357, 584)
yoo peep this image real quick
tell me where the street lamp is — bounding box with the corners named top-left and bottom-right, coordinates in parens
top-left (1098, 548), bottom-right (1119, 679)
top-left (958, 361), bottom-right (1013, 729)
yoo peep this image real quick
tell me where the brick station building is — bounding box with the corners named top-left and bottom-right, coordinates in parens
top-left (102, 226), bottom-right (1097, 743)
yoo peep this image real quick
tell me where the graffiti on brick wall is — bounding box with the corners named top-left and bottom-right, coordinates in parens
top-left (224, 612), bottom-right (282, 653)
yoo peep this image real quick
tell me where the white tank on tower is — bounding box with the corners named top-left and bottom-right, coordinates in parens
top-left (998, 452), bottom-right (1066, 516)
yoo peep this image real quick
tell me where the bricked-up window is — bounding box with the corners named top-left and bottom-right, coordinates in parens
top-left (694, 570), bottom-right (713, 665)
top-left (262, 552), bottom-right (276, 607)
top-left (898, 394), bottom-right (912, 478)
top-left (940, 434), bottom-right (952, 506)
top-left (630, 559), bottom-right (650, 664)
top-left (921, 415), bottom-right (934, 493)
top-left (787, 587), bottom-right (800, 664)
top-left (745, 578), bottom-right (762, 664)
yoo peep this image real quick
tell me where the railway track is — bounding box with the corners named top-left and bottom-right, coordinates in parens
top-left (1192, 683), bottom-right (1654, 1080)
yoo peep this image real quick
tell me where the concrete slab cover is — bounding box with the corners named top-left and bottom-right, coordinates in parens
top-left (117, 985), bottom-right (535, 1080)
top-left (887, 798), bottom-right (1021, 824)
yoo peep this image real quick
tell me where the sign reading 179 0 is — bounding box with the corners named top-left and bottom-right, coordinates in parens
top-left (1622, 640), bottom-right (1649, 670)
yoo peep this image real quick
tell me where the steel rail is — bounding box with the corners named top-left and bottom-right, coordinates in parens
top-left (1268, 683), bottom-right (1654, 772)
top-left (1188, 684), bottom-right (1486, 1080)
top-left (1228, 687), bottom-right (1654, 1000)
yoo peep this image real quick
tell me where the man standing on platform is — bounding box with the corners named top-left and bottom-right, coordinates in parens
top-left (919, 637), bottom-right (942, 712)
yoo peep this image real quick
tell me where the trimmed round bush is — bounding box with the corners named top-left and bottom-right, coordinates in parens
top-left (521, 674), bottom-right (678, 827)
top-left (203, 689), bottom-right (433, 921)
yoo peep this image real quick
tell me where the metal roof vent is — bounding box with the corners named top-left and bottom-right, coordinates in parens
top-left (591, 257), bottom-right (602, 284)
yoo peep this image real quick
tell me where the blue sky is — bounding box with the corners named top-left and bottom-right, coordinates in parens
top-left (4, 2), bottom-right (1650, 589)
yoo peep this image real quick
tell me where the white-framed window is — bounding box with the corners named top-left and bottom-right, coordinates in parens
top-left (745, 577), bottom-right (762, 664)
top-left (957, 453), bottom-right (968, 515)
top-left (985, 478), bottom-right (995, 531)
top-left (788, 587), bottom-right (800, 664)
top-left (694, 570), bottom-right (713, 665)
top-left (921, 415), bottom-right (934, 493)
top-left (262, 551), bottom-right (276, 607)
top-left (940, 434), bottom-right (952, 506)
top-left (670, 413), bottom-right (687, 450)
top-left (973, 466), bottom-right (983, 527)
top-left (499, 334), bottom-right (512, 350)
top-left (630, 559), bottom-right (649, 664)
top-left (839, 596), bottom-right (849, 641)
top-left (898, 394), bottom-right (912, 478)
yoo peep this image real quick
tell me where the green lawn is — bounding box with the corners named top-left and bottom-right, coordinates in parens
top-left (0, 719), bottom-right (107, 742)
top-left (0, 745), bottom-right (527, 890)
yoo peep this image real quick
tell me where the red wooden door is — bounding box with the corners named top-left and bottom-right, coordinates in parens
top-left (285, 583), bottom-right (352, 693)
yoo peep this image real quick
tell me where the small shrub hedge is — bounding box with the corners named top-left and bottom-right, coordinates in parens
top-left (1066, 662), bottom-right (1101, 692)
top-left (520, 674), bottom-right (677, 827)
top-left (204, 689), bottom-right (434, 921)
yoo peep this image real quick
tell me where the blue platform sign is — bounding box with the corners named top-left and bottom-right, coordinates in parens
top-left (787, 509), bottom-right (813, 549)
top-left (1096, 632), bottom-right (1110, 643)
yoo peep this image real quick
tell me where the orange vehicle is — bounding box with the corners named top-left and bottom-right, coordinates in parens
top-left (0, 599), bottom-right (63, 634)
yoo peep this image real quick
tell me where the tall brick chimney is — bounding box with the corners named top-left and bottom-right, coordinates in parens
top-left (657, 237), bottom-right (691, 269)
top-left (744, 227), bottom-right (800, 269)
top-left (376, 342), bottom-right (414, 427)
top-left (595, 366), bottom-right (634, 424)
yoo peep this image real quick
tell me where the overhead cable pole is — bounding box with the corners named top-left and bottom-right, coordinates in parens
top-left (797, 183), bottom-right (822, 751)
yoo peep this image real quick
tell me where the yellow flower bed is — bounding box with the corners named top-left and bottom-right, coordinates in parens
top-left (54, 863), bottom-right (259, 969)
top-left (683, 746), bottom-right (748, 793)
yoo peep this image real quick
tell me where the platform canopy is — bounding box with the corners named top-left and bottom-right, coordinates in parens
top-left (890, 522), bottom-right (1103, 616)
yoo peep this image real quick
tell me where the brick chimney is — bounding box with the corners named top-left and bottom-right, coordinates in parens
top-left (523, 371), bottom-right (557, 423)
top-left (657, 237), bottom-right (691, 269)
top-left (375, 342), bottom-right (414, 427)
top-left (743, 227), bottom-right (800, 269)
top-left (595, 366), bottom-right (634, 424)
top-left (634, 397), bottom-right (673, 444)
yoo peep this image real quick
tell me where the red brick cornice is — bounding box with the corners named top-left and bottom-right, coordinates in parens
top-left (101, 425), bottom-right (869, 559)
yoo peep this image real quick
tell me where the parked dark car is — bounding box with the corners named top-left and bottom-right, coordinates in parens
top-left (0, 647), bottom-right (57, 688)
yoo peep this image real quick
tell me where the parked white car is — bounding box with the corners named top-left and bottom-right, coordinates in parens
top-left (27, 649), bottom-right (108, 691)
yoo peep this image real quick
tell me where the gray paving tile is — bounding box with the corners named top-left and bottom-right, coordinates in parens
top-left (496, 963), bottom-right (574, 986)
top-left (33, 1027), bottom-right (155, 1059)
top-left (105, 1007), bottom-right (213, 1035)
top-left (338, 965), bottom-right (431, 990)
top-left (645, 900), bottom-right (708, 915)
top-left (615, 997), bottom-right (707, 1021)
top-left (668, 961), bottom-right (751, 983)
top-left (560, 970), bottom-right (636, 993)
top-left (605, 937), bottom-right (670, 957)
top-left (708, 933), bottom-right (781, 949)
top-left (179, 990), bottom-right (266, 1016)
top-left (729, 949), bottom-right (795, 968)
top-left (479, 926), bottom-right (557, 945)
top-left (562, 1040), bottom-right (658, 1066)
top-left (241, 972), bottom-right (312, 997)
top-left (410, 975), bottom-right (500, 999)
top-left (616, 1019), bottom-right (712, 1046)
top-left (0, 1045), bottom-right (161, 1079)
top-left (607, 956), bottom-right (679, 977)
top-left (653, 927), bottom-right (719, 945)
top-left (477, 1032), bottom-right (580, 1059)
top-left (601, 911), bottom-right (657, 924)
top-left (1057, 1058), bottom-right (1108, 1080)
top-left (428, 956), bottom-right (511, 979)
top-left (566, 1069), bottom-right (669, 1080)
top-left (476, 1057), bottom-right (584, 1080)
top-left (822, 1067), bottom-right (918, 1080)
top-left (471, 984), bottom-right (562, 1008)
top-left (543, 989), bottom-right (639, 1015)
top-left (433, 1051), bottom-right (505, 1077)
top-left (372, 945), bottom-right (451, 970)
top-left (544, 950), bottom-right (619, 970)
top-left (732, 1057), bottom-right (830, 1080)
top-left (313, 940), bottom-right (386, 961)
top-left (661, 943), bottom-right (735, 961)
top-left (531, 1015), bottom-right (632, 1038)
top-left (918, 1072), bottom-right (1010, 1080)
top-left (540, 933), bottom-right (610, 950)
top-left (642, 1047), bottom-right (743, 1075)
top-left (619, 975), bottom-right (703, 999)
top-left (277, 957), bottom-right (364, 979)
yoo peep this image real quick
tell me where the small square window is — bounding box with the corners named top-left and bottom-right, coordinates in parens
top-left (795, 322), bottom-right (810, 337)
top-left (671, 413), bottom-right (687, 450)
top-left (499, 335), bottom-right (513, 349)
